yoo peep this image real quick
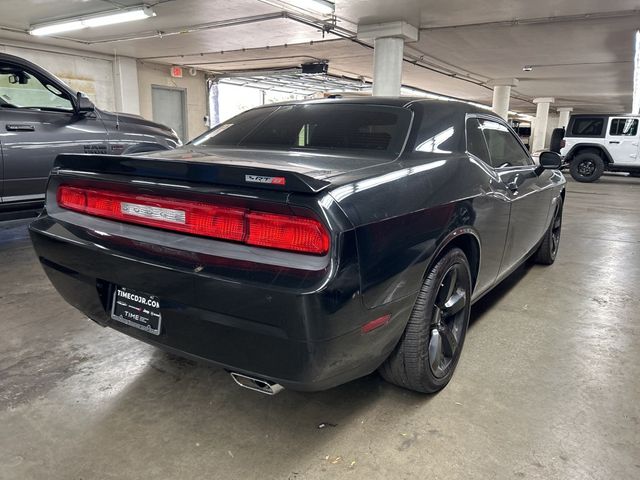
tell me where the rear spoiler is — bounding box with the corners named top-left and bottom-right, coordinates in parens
top-left (52, 154), bottom-right (331, 194)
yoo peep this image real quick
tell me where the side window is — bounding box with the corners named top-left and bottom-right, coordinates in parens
top-left (465, 118), bottom-right (491, 165)
top-left (570, 117), bottom-right (604, 136)
top-left (609, 118), bottom-right (638, 136)
top-left (478, 119), bottom-right (531, 168)
top-left (0, 65), bottom-right (73, 111)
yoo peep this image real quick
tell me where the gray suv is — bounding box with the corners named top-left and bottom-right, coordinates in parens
top-left (0, 53), bottom-right (180, 214)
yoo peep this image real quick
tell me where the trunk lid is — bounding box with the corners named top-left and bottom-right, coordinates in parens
top-left (53, 147), bottom-right (396, 194)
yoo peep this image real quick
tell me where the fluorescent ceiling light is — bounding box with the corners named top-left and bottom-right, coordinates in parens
top-left (83, 8), bottom-right (155, 27)
top-left (291, 0), bottom-right (335, 15)
top-left (29, 20), bottom-right (85, 36)
top-left (30, 5), bottom-right (155, 36)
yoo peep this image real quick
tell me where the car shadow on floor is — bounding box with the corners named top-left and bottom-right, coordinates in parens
top-left (54, 343), bottom-right (432, 478)
top-left (47, 258), bottom-right (540, 478)
top-left (469, 261), bottom-right (534, 328)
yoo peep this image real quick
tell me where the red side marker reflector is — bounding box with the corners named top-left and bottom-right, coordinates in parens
top-left (361, 314), bottom-right (391, 333)
top-left (56, 185), bottom-right (330, 255)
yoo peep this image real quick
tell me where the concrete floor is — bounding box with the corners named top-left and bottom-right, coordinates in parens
top-left (1, 175), bottom-right (639, 480)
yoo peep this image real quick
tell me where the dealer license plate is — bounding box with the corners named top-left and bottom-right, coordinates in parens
top-left (111, 286), bottom-right (162, 336)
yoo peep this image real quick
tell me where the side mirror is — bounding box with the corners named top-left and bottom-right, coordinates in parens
top-left (76, 92), bottom-right (95, 113)
top-left (538, 151), bottom-right (563, 170)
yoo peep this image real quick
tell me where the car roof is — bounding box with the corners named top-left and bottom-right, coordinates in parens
top-left (251, 96), bottom-right (494, 116)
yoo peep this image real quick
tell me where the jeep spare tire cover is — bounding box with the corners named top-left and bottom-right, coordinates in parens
top-left (550, 128), bottom-right (565, 153)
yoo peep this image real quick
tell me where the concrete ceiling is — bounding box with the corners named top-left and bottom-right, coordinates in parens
top-left (0, 0), bottom-right (638, 113)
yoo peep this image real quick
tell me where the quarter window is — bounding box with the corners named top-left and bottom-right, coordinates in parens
top-left (465, 118), bottom-right (491, 165)
top-left (609, 118), bottom-right (638, 136)
top-left (478, 119), bottom-right (531, 168)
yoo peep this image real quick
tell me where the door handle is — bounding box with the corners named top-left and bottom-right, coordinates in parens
top-left (608, 140), bottom-right (620, 144)
top-left (6, 124), bottom-right (35, 131)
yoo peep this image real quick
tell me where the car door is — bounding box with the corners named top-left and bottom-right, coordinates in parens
top-left (605, 117), bottom-right (639, 166)
top-left (477, 117), bottom-right (553, 274)
top-left (0, 61), bottom-right (108, 205)
top-left (464, 117), bottom-right (511, 295)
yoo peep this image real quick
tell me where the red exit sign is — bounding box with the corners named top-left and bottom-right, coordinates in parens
top-left (170, 66), bottom-right (183, 78)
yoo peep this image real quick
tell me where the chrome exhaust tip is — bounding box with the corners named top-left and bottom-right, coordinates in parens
top-left (230, 372), bottom-right (284, 396)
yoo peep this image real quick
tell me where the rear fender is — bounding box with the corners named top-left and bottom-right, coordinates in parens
top-left (425, 227), bottom-right (481, 289)
top-left (354, 201), bottom-right (480, 310)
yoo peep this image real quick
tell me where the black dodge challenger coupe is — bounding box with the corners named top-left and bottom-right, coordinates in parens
top-left (29, 98), bottom-right (566, 394)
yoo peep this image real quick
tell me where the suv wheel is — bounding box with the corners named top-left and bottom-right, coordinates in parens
top-left (379, 248), bottom-right (472, 393)
top-left (570, 151), bottom-right (605, 182)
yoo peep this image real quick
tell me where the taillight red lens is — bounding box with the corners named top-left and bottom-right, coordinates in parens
top-left (246, 212), bottom-right (330, 255)
top-left (57, 186), bottom-right (87, 211)
top-left (56, 185), bottom-right (329, 255)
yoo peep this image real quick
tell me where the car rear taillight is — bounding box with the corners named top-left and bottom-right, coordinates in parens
top-left (56, 185), bottom-right (330, 255)
top-left (246, 212), bottom-right (330, 255)
top-left (560, 139), bottom-right (566, 149)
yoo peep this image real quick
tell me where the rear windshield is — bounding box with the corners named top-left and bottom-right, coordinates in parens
top-left (191, 104), bottom-right (412, 157)
top-left (570, 117), bottom-right (605, 137)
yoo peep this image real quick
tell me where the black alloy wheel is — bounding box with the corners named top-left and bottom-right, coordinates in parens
top-left (550, 205), bottom-right (562, 258)
top-left (534, 197), bottom-right (563, 265)
top-left (380, 248), bottom-right (472, 393)
top-left (428, 264), bottom-right (468, 378)
top-left (570, 151), bottom-right (604, 182)
top-left (577, 159), bottom-right (596, 177)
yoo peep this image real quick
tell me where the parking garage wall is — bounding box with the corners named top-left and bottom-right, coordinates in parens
top-left (0, 43), bottom-right (116, 110)
top-left (137, 61), bottom-right (209, 143)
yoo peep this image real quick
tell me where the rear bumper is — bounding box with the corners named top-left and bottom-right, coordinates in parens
top-left (29, 214), bottom-right (414, 391)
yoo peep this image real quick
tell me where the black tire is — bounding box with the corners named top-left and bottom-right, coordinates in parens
top-left (380, 248), bottom-right (472, 393)
top-left (569, 151), bottom-right (604, 182)
top-left (534, 197), bottom-right (563, 265)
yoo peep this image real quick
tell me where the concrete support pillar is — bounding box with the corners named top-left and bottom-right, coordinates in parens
top-left (532, 97), bottom-right (555, 152)
top-left (371, 37), bottom-right (404, 96)
top-left (208, 79), bottom-right (220, 127)
top-left (357, 21), bottom-right (418, 97)
top-left (557, 107), bottom-right (573, 129)
top-left (488, 78), bottom-right (519, 120)
top-left (113, 56), bottom-right (140, 115)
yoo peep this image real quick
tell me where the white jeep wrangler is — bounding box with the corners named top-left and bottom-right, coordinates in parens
top-left (560, 114), bottom-right (640, 182)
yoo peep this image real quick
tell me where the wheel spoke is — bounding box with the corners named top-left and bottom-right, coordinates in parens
top-left (439, 324), bottom-right (458, 357)
top-left (436, 268), bottom-right (457, 308)
top-left (430, 305), bottom-right (442, 328)
top-left (428, 329), bottom-right (444, 373)
top-left (442, 289), bottom-right (466, 317)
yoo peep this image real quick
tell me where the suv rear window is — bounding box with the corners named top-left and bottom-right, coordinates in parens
top-left (192, 104), bottom-right (412, 157)
top-left (570, 117), bottom-right (604, 137)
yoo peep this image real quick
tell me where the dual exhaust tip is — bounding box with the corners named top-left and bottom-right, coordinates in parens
top-left (230, 372), bottom-right (284, 396)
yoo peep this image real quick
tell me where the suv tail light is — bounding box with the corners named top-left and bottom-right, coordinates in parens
top-left (560, 139), bottom-right (566, 149)
top-left (57, 185), bottom-right (330, 255)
